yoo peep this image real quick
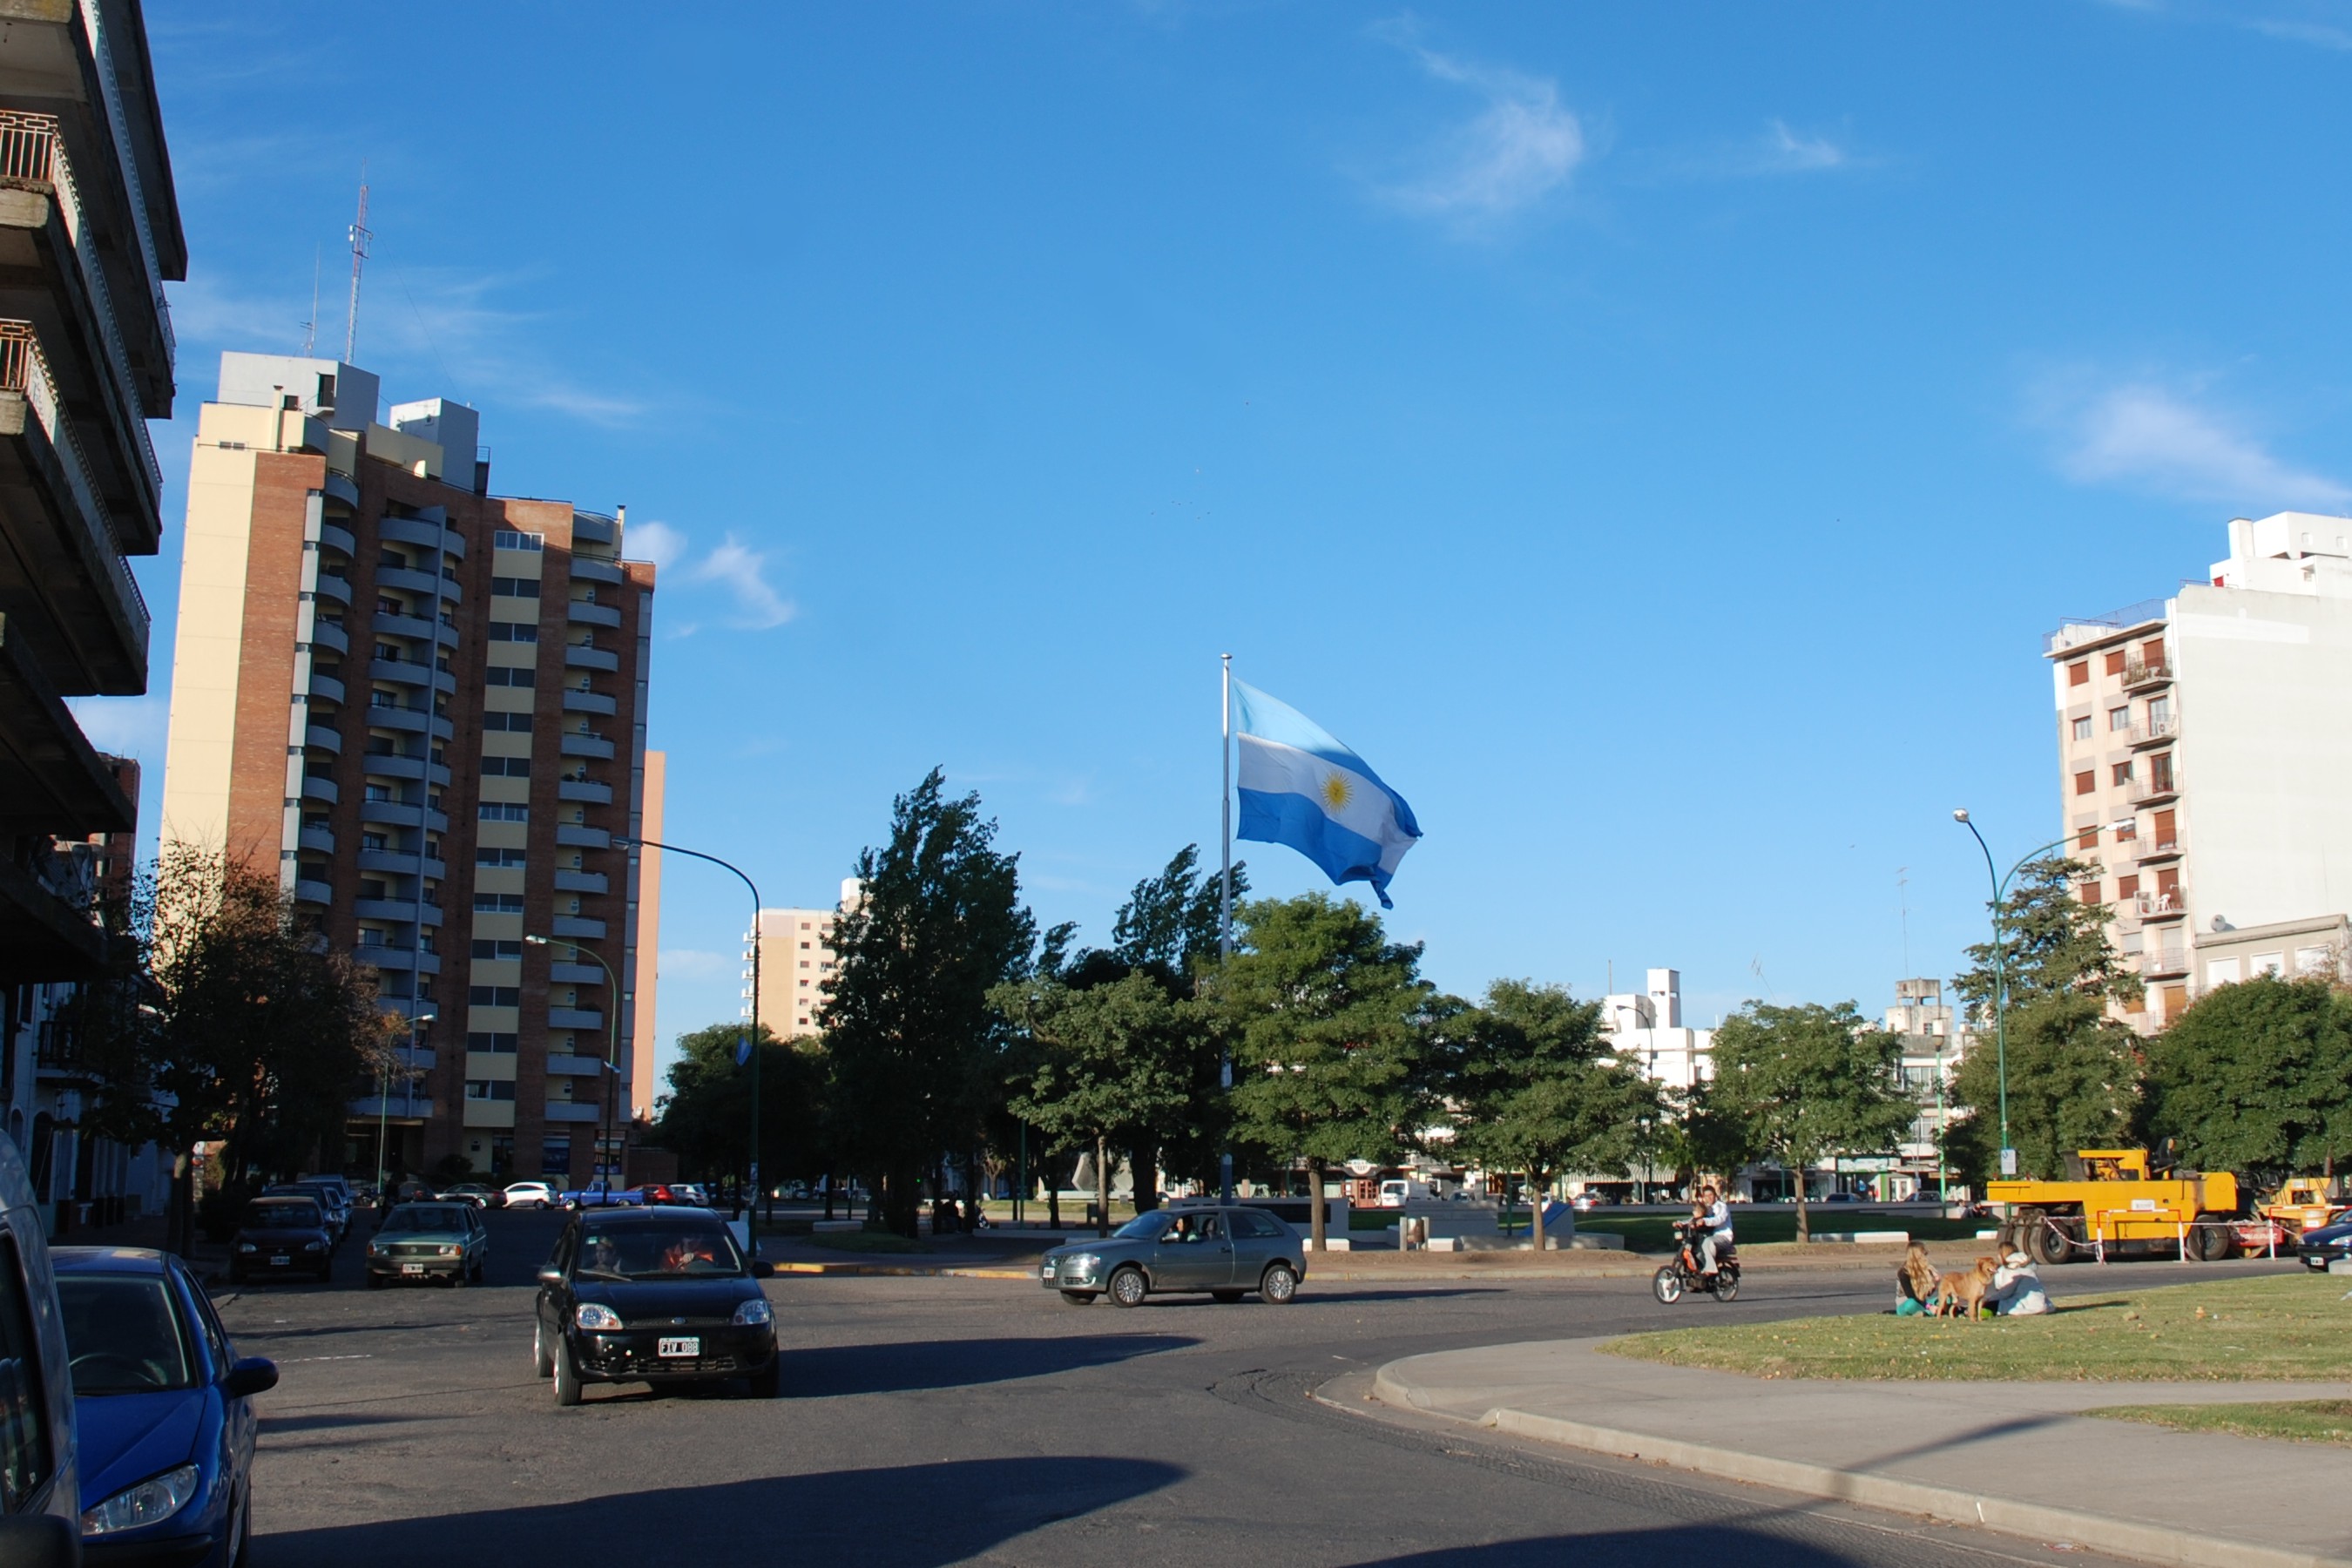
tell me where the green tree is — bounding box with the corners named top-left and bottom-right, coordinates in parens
top-left (994, 972), bottom-right (1200, 1235)
top-left (824, 769), bottom-right (1037, 1237)
top-left (652, 1022), bottom-right (826, 1196)
top-left (1706, 1000), bottom-right (1915, 1242)
top-left (1212, 894), bottom-right (1433, 1252)
top-left (2146, 975), bottom-right (2352, 1182)
top-left (1947, 857), bottom-right (2144, 1183)
top-left (77, 848), bottom-right (395, 1252)
top-left (1440, 980), bottom-right (1660, 1252)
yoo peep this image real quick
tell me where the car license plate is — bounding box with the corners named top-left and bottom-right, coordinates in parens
top-left (270, 1255), bottom-right (289, 1266)
top-left (657, 1336), bottom-right (700, 1358)
top-left (401, 1263), bottom-right (423, 1274)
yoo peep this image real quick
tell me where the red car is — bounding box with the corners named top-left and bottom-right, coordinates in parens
top-left (639, 1184), bottom-right (684, 1206)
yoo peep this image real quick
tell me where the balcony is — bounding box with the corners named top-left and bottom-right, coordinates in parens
top-left (567, 599), bottom-right (621, 628)
top-left (572, 512), bottom-right (617, 545)
top-left (360, 799), bottom-right (448, 833)
top-left (2123, 656), bottom-right (2173, 691)
top-left (2130, 715), bottom-right (2180, 749)
top-left (325, 472), bottom-right (359, 508)
top-left (357, 849), bottom-right (447, 881)
top-left (0, 321), bottom-right (148, 693)
top-left (350, 1092), bottom-right (435, 1123)
top-left (559, 732), bottom-right (615, 760)
top-left (2141, 948), bottom-right (2190, 980)
top-left (318, 522), bottom-right (356, 558)
top-left (549, 962), bottom-right (606, 986)
top-left (544, 1102), bottom-right (602, 1124)
top-left (372, 610), bottom-right (438, 642)
top-left (310, 571), bottom-right (352, 605)
top-left (307, 670), bottom-right (345, 704)
top-left (554, 870), bottom-right (608, 895)
top-left (305, 722), bottom-right (341, 754)
top-left (552, 916), bottom-right (606, 939)
top-left (562, 688), bottom-right (616, 715)
top-left (2129, 769), bottom-right (2180, 808)
top-left (354, 898), bottom-right (443, 927)
top-left (366, 701), bottom-right (431, 734)
top-left (564, 643), bottom-right (619, 672)
top-left (547, 1007), bottom-right (605, 1031)
top-left (544, 1054), bottom-right (605, 1077)
top-left (294, 878), bottom-right (333, 907)
top-left (308, 618), bottom-right (349, 656)
top-left (297, 821), bottom-right (335, 855)
top-left (380, 515), bottom-right (458, 554)
top-left (377, 564), bottom-right (459, 602)
top-left (571, 557), bottom-right (622, 585)
top-left (2134, 838), bottom-right (2183, 864)
top-left (301, 775), bottom-right (338, 805)
top-left (369, 657), bottom-right (431, 688)
top-left (557, 824), bottom-right (611, 849)
top-left (360, 750), bottom-right (426, 781)
top-left (2135, 890), bottom-right (2186, 922)
top-left (352, 945), bottom-right (442, 976)
top-left (558, 779), bottom-right (612, 805)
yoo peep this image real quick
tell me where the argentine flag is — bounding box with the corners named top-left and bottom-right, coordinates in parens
top-left (1233, 680), bottom-right (1423, 908)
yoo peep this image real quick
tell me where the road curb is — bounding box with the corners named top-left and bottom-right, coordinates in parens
top-left (1370, 1364), bottom-right (2352, 1568)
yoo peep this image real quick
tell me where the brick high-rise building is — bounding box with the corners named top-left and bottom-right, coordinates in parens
top-left (159, 352), bottom-right (661, 1186)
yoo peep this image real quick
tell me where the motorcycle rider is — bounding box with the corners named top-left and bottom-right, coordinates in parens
top-left (1694, 1183), bottom-right (1733, 1277)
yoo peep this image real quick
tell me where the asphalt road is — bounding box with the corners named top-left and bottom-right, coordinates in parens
top-left (212, 1207), bottom-right (2299, 1567)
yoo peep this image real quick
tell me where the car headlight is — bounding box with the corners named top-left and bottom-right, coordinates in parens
top-left (436, 1245), bottom-right (460, 1257)
top-left (575, 1302), bottom-right (623, 1331)
top-left (82, 1463), bottom-right (199, 1536)
top-left (1061, 1253), bottom-right (1101, 1275)
top-left (236, 1243), bottom-right (256, 1254)
top-left (367, 1242), bottom-right (386, 1256)
top-left (301, 1241), bottom-right (323, 1252)
top-left (733, 1296), bottom-right (774, 1327)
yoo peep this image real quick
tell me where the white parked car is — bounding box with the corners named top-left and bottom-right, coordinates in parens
top-left (503, 1181), bottom-right (557, 1211)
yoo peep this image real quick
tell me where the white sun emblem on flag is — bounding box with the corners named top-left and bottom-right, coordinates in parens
top-left (1320, 772), bottom-right (1354, 813)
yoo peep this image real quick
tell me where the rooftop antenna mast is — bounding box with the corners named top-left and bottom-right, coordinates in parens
top-left (300, 245), bottom-right (320, 355)
top-left (344, 168), bottom-right (371, 363)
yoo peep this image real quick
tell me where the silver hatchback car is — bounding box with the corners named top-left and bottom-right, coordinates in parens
top-left (1039, 1202), bottom-right (1307, 1307)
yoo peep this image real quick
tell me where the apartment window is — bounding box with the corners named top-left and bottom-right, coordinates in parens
top-left (490, 577), bottom-right (542, 598)
top-left (2155, 866), bottom-right (2180, 896)
top-left (2073, 770), bottom-right (2095, 796)
top-left (2068, 661), bottom-right (2089, 687)
top-left (471, 940), bottom-right (524, 960)
top-left (469, 986), bottom-right (522, 1007)
top-left (2114, 818), bottom-right (2136, 840)
top-left (463, 1081), bottom-right (517, 1102)
top-left (362, 833), bottom-right (387, 853)
top-left (2103, 650), bottom-right (2126, 676)
top-left (2149, 753), bottom-right (2174, 791)
top-left (485, 667), bottom-right (537, 688)
top-left (2071, 716), bottom-right (2092, 741)
top-left (2149, 694), bottom-right (2172, 726)
top-left (493, 530), bottom-right (545, 551)
top-left (2080, 881), bottom-right (2102, 906)
top-left (468, 1032), bottom-right (517, 1054)
top-left (488, 622), bottom-right (538, 643)
top-left (2116, 873), bottom-right (2139, 901)
top-left (2112, 760), bottom-right (2133, 787)
top-left (2153, 808), bottom-right (2177, 848)
top-left (541, 1137), bottom-right (571, 1176)
top-left (2108, 706), bottom-right (2131, 732)
top-left (2206, 957), bottom-right (2241, 987)
top-left (364, 785), bottom-right (395, 803)
top-left (377, 597), bottom-right (405, 617)
top-left (800, 942), bottom-right (811, 950)
top-left (477, 848), bottom-right (528, 867)
top-left (479, 803), bottom-right (529, 822)
top-left (484, 713), bottom-right (535, 733)
top-left (474, 894), bottom-right (525, 913)
top-left (483, 757), bottom-right (531, 778)
top-left (2142, 638), bottom-right (2165, 664)
top-left (2076, 827), bottom-right (2098, 851)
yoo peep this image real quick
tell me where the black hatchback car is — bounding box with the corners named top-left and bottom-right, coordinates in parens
top-left (532, 1208), bottom-right (779, 1405)
top-left (229, 1197), bottom-right (335, 1285)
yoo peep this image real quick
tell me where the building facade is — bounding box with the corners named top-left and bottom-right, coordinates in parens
top-left (0, 0), bottom-right (186, 1226)
top-left (1602, 968), bottom-right (1713, 1092)
top-left (158, 352), bottom-right (660, 1186)
top-left (2044, 510), bottom-right (2352, 1028)
top-left (1882, 977), bottom-right (1969, 1200)
top-left (748, 880), bottom-right (860, 1040)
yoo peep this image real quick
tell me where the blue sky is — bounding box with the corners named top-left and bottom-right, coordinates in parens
top-left (84, 3), bottom-right (2352, 1083)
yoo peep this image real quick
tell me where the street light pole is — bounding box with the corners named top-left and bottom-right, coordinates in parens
top-left (1952, 811), bottom-right (2078, 1174)
top-left (612, 835), bottom-right (763, 1249)
top-left (525, 936), bottom-right (622, 1193)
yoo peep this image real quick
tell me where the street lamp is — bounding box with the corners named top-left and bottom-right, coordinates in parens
top-left (611, 835), bottom-right (765, 1250)
top-left (526, 936), bottom-right (622, 1194)
top-left (1951, 809), bottom-right (2078, 1175)
top-left (379, 1011), bottom-right (432, 1197)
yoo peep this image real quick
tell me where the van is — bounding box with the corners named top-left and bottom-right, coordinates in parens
top-left (0, 1127), bottom-right (91, 1562)
top-left (1377, 1179), bottom-right (1432, 1207)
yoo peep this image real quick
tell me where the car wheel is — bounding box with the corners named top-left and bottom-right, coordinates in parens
top-left (1211, 1290), bottom-right (1244, 1304)
top-left (553, 1342), bottom-right (584, 1407)
top-left (449, 1267), bottom-right (468, 1289)
top-left (746, 1361), bottom-right (781, 1399)
top-left (1058, 1290), bottom-right (1096, 1306)
top-left (1107, 1267), bottom-right (1148, 1308)
top-left (532, 1320), bottom-right (554, 1379)
top-left (1259, 1263), bottom-right (1299, 1305)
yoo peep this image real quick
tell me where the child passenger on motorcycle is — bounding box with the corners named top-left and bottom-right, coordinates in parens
top-left (1694, 1185), bottom-right (1733, 1276)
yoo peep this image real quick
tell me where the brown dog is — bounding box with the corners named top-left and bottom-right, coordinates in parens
top-left (1934, 1256), bottom-right (1998, 1319)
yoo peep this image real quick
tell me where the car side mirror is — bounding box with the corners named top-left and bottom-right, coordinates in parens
top-left (0, 1512), bottom-right (79, 1567)
top-left (223, 1357), bottom-right (279, 1399)
top-left (750, 1260), bottom-right (774, 1279)
top-left (537, 1265), bottom-right (564, 1287)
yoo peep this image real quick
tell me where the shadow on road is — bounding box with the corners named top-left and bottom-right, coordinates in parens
top-left (259, 1412), bottom-right (427, 1436)
top-left (1294, 1288), bottom-right (1504, 1306)
top-left (781, 1333), bottom-right (1194, 1396)
top-left (1347, 1524), bottom-right (1876, 1566)
top-left (253, 1456), bottom-right (1185, 1567)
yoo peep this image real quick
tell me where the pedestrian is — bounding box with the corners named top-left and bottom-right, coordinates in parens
top-left (1895, 1241), bottom-right (1939, 1316)
top-left (1985, 1248), bottom-right (2051, 1316)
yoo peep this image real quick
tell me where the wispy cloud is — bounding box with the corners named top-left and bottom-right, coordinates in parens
top-left (1368, 23), bottom-right (1585, 225)
top-left (627, 524), bottom-right (795, 632)
top-left (64, 696), bottom-right (166, 760)
top-left (2248, 16), bottom-right (2352, 48)
top-left (2038, 375), bottom-right (2351, 508)
top-left (1759, 119), bottom-right (1848, 172)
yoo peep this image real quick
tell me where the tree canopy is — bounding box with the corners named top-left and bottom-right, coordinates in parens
top-left (1705, 999), bottom-right (1913, 1241)
top-left (2146, 975), bottom-right (2352, 1181)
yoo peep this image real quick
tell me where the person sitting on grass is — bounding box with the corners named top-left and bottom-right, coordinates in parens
top-left (1895, 1240), bottom-right (1940, 1316)
top-left (1984, 1248), bottom-right (2051, 1316)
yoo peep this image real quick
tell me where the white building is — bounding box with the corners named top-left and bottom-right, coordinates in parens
top-left (2044, 511), bottom-right (2352, 1028)
top-left (1603, 968), bottom-right (1713, 1092)
top-left (1883, 978), bottom-right (1970, 1200)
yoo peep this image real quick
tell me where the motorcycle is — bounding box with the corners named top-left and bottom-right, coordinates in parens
top-left (1652, 1219), bottom-right (1740, 1303)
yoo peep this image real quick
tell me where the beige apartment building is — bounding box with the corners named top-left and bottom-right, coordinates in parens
top-left (747, 880), bottom-right (862, 1039)
top-left (159, 352), bottom-right (661, 1185)
top-left (2044, 510), bottom-right (2352, 1030)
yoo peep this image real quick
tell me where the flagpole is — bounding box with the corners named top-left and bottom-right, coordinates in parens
top-left (1219, 652), bottom-right (1234, 1202)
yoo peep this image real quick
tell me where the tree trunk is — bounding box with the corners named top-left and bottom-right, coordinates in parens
top-left (1046, 1172), bottom-right (1060, 1230)
top-left (1529, 1166), bottom-right (1548, 1253)
top-left (822, 1172), bottom-right (835, 1221)
top-left (1094, 1134), bottom-right (1111, 1239)
top-left (1794, 1169), bottom-right (1810, 1245)
top-left (164, 1152), bottom-right (189, 1257)
top-left (1308, 1156), bottom-right (1328, 1253)
top-left (1132, 1136), bottom-right (1159, 1214)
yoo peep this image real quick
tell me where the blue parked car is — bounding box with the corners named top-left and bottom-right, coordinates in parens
top-left (54, 1247), bottom-right (277, 1564)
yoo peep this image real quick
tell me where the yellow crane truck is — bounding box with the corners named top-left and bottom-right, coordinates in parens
top-left (1988, 1148), bottom-right (2239, 1264)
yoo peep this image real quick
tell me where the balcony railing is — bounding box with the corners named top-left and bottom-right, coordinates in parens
top-left (2123, 656), bottom-right (2173, 689)
top-left (65, 1), bottom-right (175, 358)
top-left (2132, 713), bottom-right (2178, 747)
top-left (2135, 890), bottom-right (2186, 919)
top-left (2130, 770), bottom-right (2179, 806)
top-left (0, 321), bottom-right (149, 643)
top-left (2141, 948), bottom-right (2190, 979)
top-left (0, 111), bottom-right (162, 495)
top-left (2135, 838), bottom-right (2182, 862)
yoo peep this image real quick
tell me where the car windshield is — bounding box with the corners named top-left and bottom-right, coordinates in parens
top-left (247, 1200), bottom-right (320, 1227)
top-left (574, 1227), bottom-right (744, 1280)
top-left (58, 1275), bottom-right (196, 1396)
top-left (382, 1206), bottom-right (466, 1233)
top-left (1112, 1212), bottom-right (1179, 1240)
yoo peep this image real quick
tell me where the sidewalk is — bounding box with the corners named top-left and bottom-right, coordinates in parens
top-left (1371, 1336), bottom-right (2352, 1568)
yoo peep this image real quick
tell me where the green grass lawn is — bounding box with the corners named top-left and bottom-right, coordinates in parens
top-left (1576, 1212), bottom-right (1990, 1252)
top-left (1601, 1274), bottom-right (2352, 1382)
top-left (2084, 1399), bottom-right (2352, 1446)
